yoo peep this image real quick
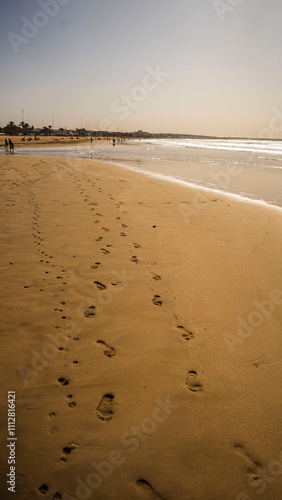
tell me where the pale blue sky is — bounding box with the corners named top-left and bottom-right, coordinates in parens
top-left (1, 0), bottom-right (282, 137)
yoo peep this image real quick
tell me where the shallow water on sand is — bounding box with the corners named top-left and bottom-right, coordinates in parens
top-left (6, 138), bottom-right (282, 208)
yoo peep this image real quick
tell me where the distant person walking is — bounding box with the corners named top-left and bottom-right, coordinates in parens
top-left (5, 139), bottom-right (8, 152)
top-left (9, 139), bottom-right (14, 154)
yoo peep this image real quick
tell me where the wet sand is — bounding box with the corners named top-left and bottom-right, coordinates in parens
top-left (0, 155), bottom-right (282, 500)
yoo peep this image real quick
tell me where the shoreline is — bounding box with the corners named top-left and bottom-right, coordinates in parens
top-left (0, 155), bottom-right (282, 499)
top-left (3, 136), bottom-right (282, 209)
top-left (12, 151), bottom-right (282, 212)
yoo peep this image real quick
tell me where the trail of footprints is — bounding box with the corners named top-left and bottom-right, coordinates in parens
top-left (38, 171), bottom-right (131, 494)
top-left (5, 161), bottom-right (169, 497)
top-left (27, 185), bottom-right (69, 294)
top-left (36, 169), bottom-right (205, 497)
top-left (18, 167), bottom-right (79, 498)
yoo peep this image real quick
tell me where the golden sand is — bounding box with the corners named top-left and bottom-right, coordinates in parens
top-left (0, 155), bottom-right (282, 500)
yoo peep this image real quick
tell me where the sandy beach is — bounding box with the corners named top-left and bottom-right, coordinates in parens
top-left (0, 154), bottom-right (282, 500)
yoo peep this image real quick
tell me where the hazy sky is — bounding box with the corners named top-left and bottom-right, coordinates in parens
top-left (1, 0), bottom-right (282, 137)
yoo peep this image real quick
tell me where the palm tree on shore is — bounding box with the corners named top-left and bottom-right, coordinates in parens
top-left (19, 121), bottom-right (30, 135)
top-left (3, 121), bottom-right (21, 136)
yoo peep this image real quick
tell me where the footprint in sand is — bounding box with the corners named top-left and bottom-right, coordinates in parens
top-left (96, 394), bottom-right (114, 421)
top-left (94, 281), bottom-right (106, 290)
top-left (120, 232), bottom-right (126, 237)
top-left (39, 484), bottom-right (49, 495)
top-left (90, 262), bottom-right (101, 269)
top-left (95, 236), bottom-right (103, 241)
top-left (62, 445), bottom-right (75, 456)
top-left (177, 325), bottom-right (194, 341)
top-left (101, 248), bottom-right (110, 255)
top-left (152, 295), bottom-right (162, 306)
top-left (58, 378), bottom-right (69, 386)
top-left (136, 479), bottom-right (166, 499)
top-left (102, 227), bottom-right (110, 232)
top-left (130, 255), bottom-right (138, 263)
top-left (96, 340), bottom-right (116, 358)
top-left (83, 306), bottom-right (96, 318)
top-left (233, 444), bottom-right (262, 468)
top-left (58, 446), bottom-right (75, 464)
top-left (152, 273), bottom-right (161, 281)
top-left (186, 371), bottom-right (203, 392)
top-left (233, 444), bottom-right (263, 488)
top-left (133, 243), bottom-right (140, 248)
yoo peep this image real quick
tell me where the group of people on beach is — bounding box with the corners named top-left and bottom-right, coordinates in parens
top-left (5, 138), bottom-right (14, 154)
